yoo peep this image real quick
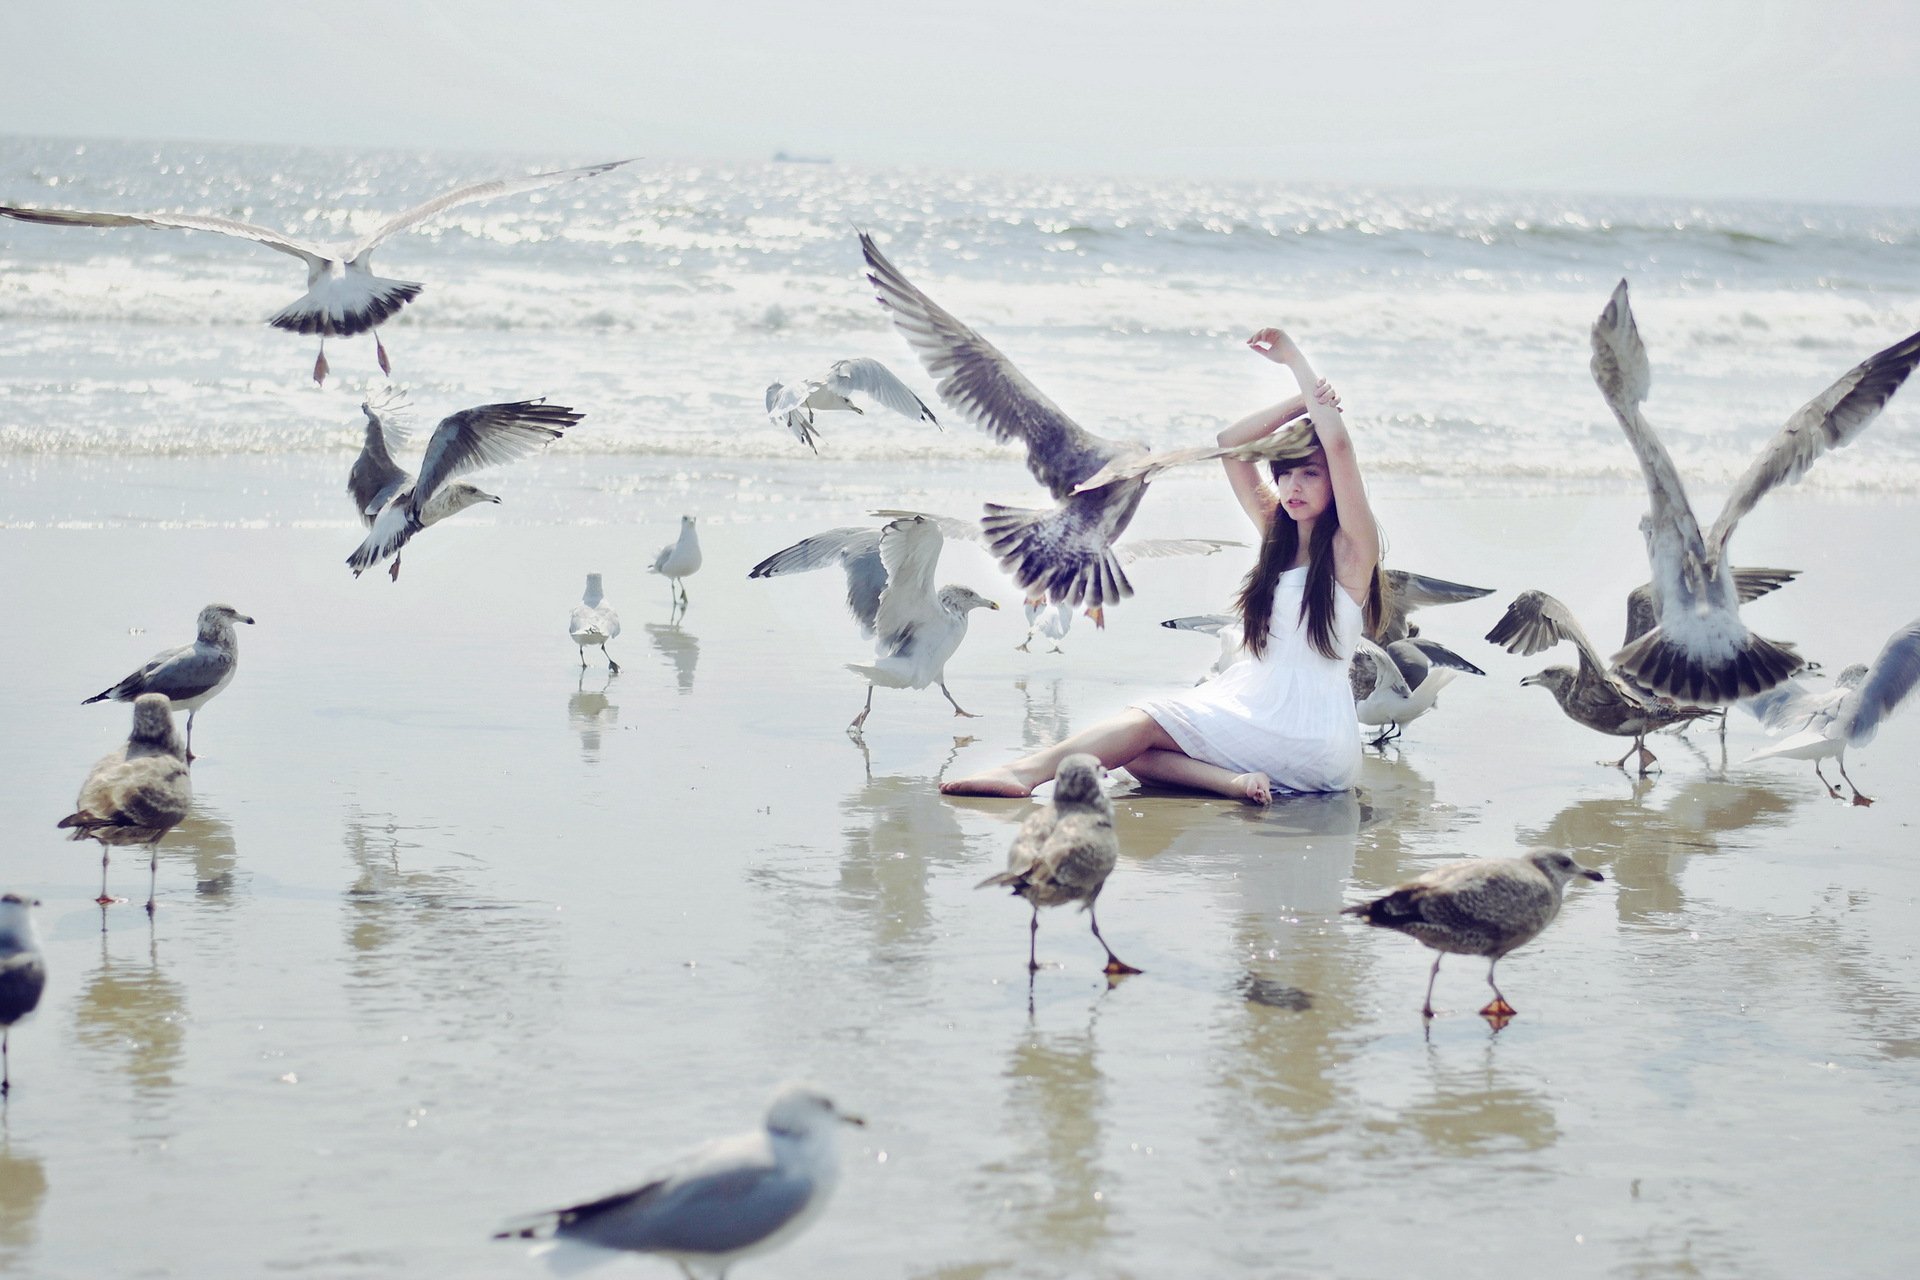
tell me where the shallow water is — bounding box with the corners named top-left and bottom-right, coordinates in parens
top-left (2, 475), bottom-right (1918, 1278)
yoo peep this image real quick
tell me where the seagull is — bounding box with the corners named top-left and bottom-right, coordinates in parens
top-left (569, 574), bottom-right (622, 672)
top-left (493, 1083), bottom-right (863, 1277)
top-left (1343, 850), bottom-right (1603, 1020)
top-left (0, 159), bottom-right (633, 383)
top-left (347, 398), bottom-right (498, 581)
top-left (862, 232), bottom-right (1285, 621)
top-left (1741, 616), bottom-right (1920, 805)
top-left (1377, 570), bottom-right (1496, 645)
top-left (83, 602), bottom-right (253, 760)
top-left (1349, 636), bottom-right (1485, 746)
top-left (57, 694), bottom-right (193, 913)
top-left (1486, 589), bottom-right (1721, 773)
top-left (652, 516), bottom-right (703, 621)
top-left (347, 399), bottom-right (582, 579)
top-left (0, 893), bottom-right (45, 1096)
top-left (747, 514), bottom-right (998, 731)
top-left (1591, 280), bottom-right (1920, 703)
top-left (765, 357), bottom-right (938, 452)
top-left (975, 754), bottom-right (1139, 975)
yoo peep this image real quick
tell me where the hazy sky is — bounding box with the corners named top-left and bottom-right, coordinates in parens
top-left (5, 0), bottom-right (1916, 204)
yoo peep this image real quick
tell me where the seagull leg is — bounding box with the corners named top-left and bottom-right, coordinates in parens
top-left (1812, 760), bottom-right (1844, 800)
top-left (146, 842), bottom-right (159, 916)
top-left (1028, 904), bottom-right (1041, 973)
top-left (1836, 758), bottom-right (1873, 807)
top-left (389, 552), bottom-right (403, 583)
top-left (1088, 901), bottom-right (1142, 975)
top-left (375, 332), bottom-right (392, 377)
top-left (849, 686), bottom-right (874, 734)
top-left (603, 645), bottom-right (620, 675)
top-left (96, 849), bottom-right (113, 906)
top-left (578, 645), bottom-right (588, 669)
top-left (1636, 741), bottom-right (1658, 775)
top-left (2, 1028), bottom-right (10, 1094)
top-left (940, 682), bottom-right (979, 719)
top-left (1421, 953), bottom-right (1444, 1018)
top-left (1478, 959), bottom-right (1516, 1018)
top-left (185, 710), bottom-right (198, 763)
top-left (313, 341), bottom-right (329, 386)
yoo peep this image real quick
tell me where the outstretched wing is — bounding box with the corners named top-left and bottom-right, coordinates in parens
top-left (0, 203), bottom-right (330, 264)
top-left (1402, 636), bottom-right (1486, 676)
top-left (347, 159), bottom-right (634, 258)
top-left (348, 401), bottom-right (412, 525)
top-left (822, 357), bottom-right (939, 425)
top-left (1484, 590), bottom-right (1619, 688)
top-left (1072, 424), bottom-right (1317, 494)
top-left (1384, 569), bottom-right (1495, 611)
top-left (1706, 327), bottom-right (1920, 557)
top-left (868, 509), bottom-right (981, 543)
top-left (860, 231), bottom-right (1122, 496)
top-left (748, 527), bottom-right (887, 635)
top-left (873, 516), bottom-right (945, 651)
top-left (1116, 537), bottom-right (1245, 563)
top-left (1839, 617), bottom-right (1920, 747)
top-left (410, 400), bottom-right (582, 508)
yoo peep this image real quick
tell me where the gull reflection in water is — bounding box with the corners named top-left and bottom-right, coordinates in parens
top-left (567, 669), bottom-right (620, 761)
top-left (836, 737), bottom-right (971, 965)
top-left (0, 1140), bottom-right (48, 1265)
top-left (981, 1011), bottom-right (1112, 1260)
top-left (1016, 676), bottom-right (1071, 750)
top-left (1399, 1039), bottom-right (1560, 1155)
top-left (646, 623), bottom-right (700, 694)
top-left (73, 928), bottom-right (185, 1099)
top-left (161, 796), bottom-right (241, 902)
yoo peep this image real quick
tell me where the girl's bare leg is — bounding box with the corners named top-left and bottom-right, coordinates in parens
top-left (1123, 749), bottom-right (1272, 805)
top-left (942, 710), bottom-right (1175, 797)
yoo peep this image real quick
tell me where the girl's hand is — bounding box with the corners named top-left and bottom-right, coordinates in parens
top-left (1312, 378), bottom-right (1340, 409)
top-left (1247, 327), bottom-right (1302, 364)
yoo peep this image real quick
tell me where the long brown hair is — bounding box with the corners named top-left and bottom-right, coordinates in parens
top-left (1235, 456), bottom-right (1384, 659)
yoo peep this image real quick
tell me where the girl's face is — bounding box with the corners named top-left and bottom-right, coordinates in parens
top-left (1274, 453), bottom-right (1332, 523)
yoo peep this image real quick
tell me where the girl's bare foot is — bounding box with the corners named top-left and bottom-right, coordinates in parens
top-left (941, 767), bottom-right (1032, 797)
top-left (1233, 772), bottom-right (1273, 805)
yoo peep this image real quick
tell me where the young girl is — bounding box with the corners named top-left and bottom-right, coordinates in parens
top-left (941, 327), bottom-right (1383, 804)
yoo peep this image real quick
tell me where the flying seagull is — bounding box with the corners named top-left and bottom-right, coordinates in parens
top-left (569, 573), bottom-right (622, 672)
top-left (1742, 616), bottom-right (1920, 805)
top-left (976, 754), bottom-right (1139, 975)
top-left (748, 514), bottom-right (998, 731)
top-left (83, 602), bottom-right (253, 760)
top-left (348, 398), bottom-right (503, 581)
top-left (57, 694), bottom-right (193, 913)
top-left (494, 1083), bottom-right (862, 1277)
top-left (1591, 280), bottom-right (1920, 704)
top-left (0, 159), bottom-right (632, 383)
top-left (1343, 850), bottom-right (1603, 1020)
top-left (765, 357), bottom-right (938, 452)
top-left (652, 516), bottom-right (703, 621)
top-left (347, 398), bottom-right (582, 579)
top-left (0, 893), bottom-right (45, 1095)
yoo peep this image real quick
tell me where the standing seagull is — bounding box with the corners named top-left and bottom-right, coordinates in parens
top-left (569, 573), bottom-right (623, 672)
top-left (348, 399), bottom-right (582, 579)
top-left (765, 357), bottom-right (939, 452)
top-left (494, 1083), bottom-right (863, 1277)
top-left (1591, 280), bottom-right (1920, 703)
top-left (1343, 850), bottom-right (1603, 1020)
top-left (976, 754), bottom-right (1139, 975)
top-left (0, 893), bottom-right (45, 1095)
top-left (1742, 616), bottom-right (1920, 805)
top-left (0, 159), bottom-right (633, 383)
top-left (57, 694), bottom-right (193, 913)
top-left (652, 516), bottom-right (703, 622)
top-left (1349, 636), bottom-right (1485, 746)
top-left (83, 602), bottom-right (253, 760)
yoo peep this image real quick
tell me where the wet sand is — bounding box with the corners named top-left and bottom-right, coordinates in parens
top-left (2, 470), bottom-right (1918, 1277)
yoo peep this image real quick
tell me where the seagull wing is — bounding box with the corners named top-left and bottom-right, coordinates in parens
top-left (409, 399), bottom-right (582, 509)
top-left (1484, 590), bottom-right (1619, 689)
top-left (1838, 617), bottom-right (1920, 747)
top-left (873, 516), bottom-right (944, 652)
top-left (868, 509), bottom-right (982, 543)
top-left (1071, 425), bottom-right (1318, 495)
top-left (348, 401), bottom-right (412, 525)
top-left (823, 357), bottom-right (939, 425)
top-left (860, 231), bottom-right (1123, 496)
top-left (1160, 613), bottom-right (1234, 636)
top-left (1354, 638), bottom-right (1412, 699)
top-left (1115, 537), bottom-right (1246, 563)
top-left (0, 203), bottom-right (330, 265)
top-left (346, 159), bottom-right (634, 259)
top-left (1402, 636), bottom-right (1486, 676)
top-left (1741, 677), bottom-right (1844, 735)
top-left (1384, 569), bottom-right (1496, 611)
top-left (748, 527), bottom-right (887, 636)
top-left (1706, 328), bottom-right (1920, 558)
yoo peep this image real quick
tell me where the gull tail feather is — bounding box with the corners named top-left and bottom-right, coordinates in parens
top-left (1612, 626), bottom-right (1803, 704)
top-left (981, 503), bottom-right (1133, 610)
top-left (270, 275), bottom-right (423, 337)
top-left (1342, 891), bottom-right (1419, 927)
top-left (347, 506), bottom-right (420, 578)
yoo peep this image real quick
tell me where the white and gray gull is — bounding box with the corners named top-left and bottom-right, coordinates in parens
top-left (1344, 849), bottom-right (1604, 1020)
top-left (347, 398), bottom-right (582, 580)
top-left (493, 1082), bottom-right (863, 1278)
top-left (1591, 280), bottom-right (1920, 704)
top-left (0, 893), bottom-right (45, 1095)
top-left (57, 693), bottom-right (193, 914)
top-left (765, 357), bottom-right (938, 452)
top-left (569, 574), bottom-right (623, 672)
top-left (0, 159), bottom-right (633, 383)
top-left (83, 602), bottom-right (253, 760)
top-left (652, 516), bottom-right (703, 622)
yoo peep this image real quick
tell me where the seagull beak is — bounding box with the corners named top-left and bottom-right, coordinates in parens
top-left (489, 495), bottom-right (504, 504)
top-left (838, 1111), bottom-right (867, 1127)
top-left (1581, 869), bottom-right (1605, 882)
top-left (987, 600), bottom-right (1001, 610)
top-left (240, 615), bottom-right (257, 625)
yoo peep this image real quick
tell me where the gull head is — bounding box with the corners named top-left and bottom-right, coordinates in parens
top-left (940, 586), bottom-right (999, 615)
top-left (1051, 753), bottom-right (1111, 811)
top-left (1519, 666), bottom-right (1575, 704)
top-left (445, 483), bottom-right (502, 515)
top-left (1524, 848), bottom-right (1605, 887)
top-left (681, 515), bottom-right (697, 527)
top-left (583, 573), bottom-right (605, 604)
top-left (0, 892), bottom-right (40, 944)
top-left (764, 1083), bottom-right (865, 1137)
top-left (1835, 662), bottom-right (1870, 690)
top-left (129, 692), bottom-right (184, 754)
top-left (198, 603), bottom-right (256, 634)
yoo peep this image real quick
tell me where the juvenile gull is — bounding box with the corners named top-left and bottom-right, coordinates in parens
top-left (652, 516), bottom-right (703, 622)
top-left (1591, 280), bottom-right (1920, 703)
top-left (1343, 850), bottom-right (1603, 1019)
top-left (83, 602), bottom-right (253, 760)
top-left (347, 399), bottom-right (582, 579)
top-left (765, 357), bottom-right (938, 452)
top-left (569, 573), bottom-right (622, 672)
top-left (0, 159), bottom-right (633, 383)
top-left (748, 514), bottom-right (998, 731)
top-left (57, 694), bottom-right (193, 913)
top-left (1349, 636), bottom-right (1485, 746)
top-left (975, 754), bottom-right (1139, 975)
top-left (1742, 616), bottom-right (1920, 805)
top-left (0, 893), bottom-right (45, 1095)
top-left (1488, 589), bottom-right (1718, 773)
top-left (493, 1083), bottom-right (863, 1277)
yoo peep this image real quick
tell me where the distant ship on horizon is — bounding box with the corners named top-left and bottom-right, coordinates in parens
top-left (772, 149), bottom-right (833, 165)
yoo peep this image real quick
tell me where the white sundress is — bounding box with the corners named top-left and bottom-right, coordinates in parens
top-left (1134, 566), bottom-right (1362, 793)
